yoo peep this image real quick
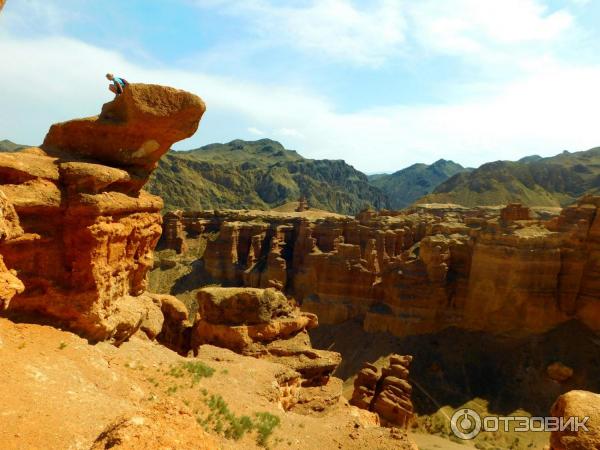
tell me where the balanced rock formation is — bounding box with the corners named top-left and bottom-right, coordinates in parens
top-left (550, 390), bottom-right (600, 450)
top-left (191, 287), bottom-right (341, 386)
top-left (351, 355), bottom-right (414, 428)
top-left (0, 84), bottom-right (205, 342)
top-left (43, 84), bottom-right (205, 191)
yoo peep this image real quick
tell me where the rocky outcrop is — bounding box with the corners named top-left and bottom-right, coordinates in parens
top-left (151, 293), bottom-right (193, 354)
top-left (351, 355), bottom-right (414, 428)
top-left (501, 203), bottom-right (532, 222)
top-left (162, 210), bottom-right (188, 254)
top-left (0, 191), bottom-right (24, 309)
top-left (162, 198), bottom-right (600, 338)
top-left (0, 84), bottom-right (205, 342)
top-left (192, 287), bottom-right (341, 386)
top-left (550, 390), bottom-right (600, 450)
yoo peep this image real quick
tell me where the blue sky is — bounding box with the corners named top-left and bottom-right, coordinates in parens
top-left (1, 0), bottom-right (600, 173)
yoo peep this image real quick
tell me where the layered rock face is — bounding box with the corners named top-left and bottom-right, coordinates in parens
top-left (0, 84), bottom-right (205, 342)
top-left (192, 287), bottom-right (341, 386)
top-left (351, 355), bottom-right (414, 428)
top-left (550, 390), bottom-right (600, 450)
top-left (0, 191), bottom-right (24, 309)
top-left (163, 196), bottom-right (600, 337)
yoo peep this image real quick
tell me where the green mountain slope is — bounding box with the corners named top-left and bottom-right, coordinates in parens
top-left (368, 159), bottom-right (468, 209)
top-left (419, 148), bottom-right (600, 207)
top-left (0, 140), bottom-right (28, 152)
top-left (147, 139), bottom-right (388, 214)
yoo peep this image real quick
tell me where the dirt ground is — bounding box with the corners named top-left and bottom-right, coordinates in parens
top-left (0, 318), bottom-right (417, 450)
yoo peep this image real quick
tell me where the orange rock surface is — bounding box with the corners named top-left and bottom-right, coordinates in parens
top-left (0, 317), bottom-right (416, 450)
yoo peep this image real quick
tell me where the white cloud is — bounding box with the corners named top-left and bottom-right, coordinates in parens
top-left (275, 128), bottom-right (304, 139)
top-left (408, 0), bottom-right (573, 56)
top-left (247, 127), bottom-right (265, 136)
top-left (1, 0), bottom-right (82, 34)
top-left (194, 0), bottom-right (406, 67)
top-left (1, 33), bottom-right (599, 174)
top-left (193, 0), bottom-right (575, 67)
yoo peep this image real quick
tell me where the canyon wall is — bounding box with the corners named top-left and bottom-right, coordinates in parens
top-left (0, 84), bottom-right (205, 342)
top-left (162, 199), bottom-right (600, 337)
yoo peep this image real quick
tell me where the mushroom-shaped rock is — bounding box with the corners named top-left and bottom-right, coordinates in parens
top-left (42, 84), bottom-right (205, 188)
top-left (0, 84), bottom-right (205, 342)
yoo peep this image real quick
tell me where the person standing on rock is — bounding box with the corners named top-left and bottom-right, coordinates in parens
top-left (106, 73), bottom-right (129, 96)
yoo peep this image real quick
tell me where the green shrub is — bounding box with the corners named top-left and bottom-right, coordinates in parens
top-left (254, 412), bottom-right (280, 447)
top-left (167, 361), bottom-right (215, 385)
top-left (201, 394), bottom-right (280, 446)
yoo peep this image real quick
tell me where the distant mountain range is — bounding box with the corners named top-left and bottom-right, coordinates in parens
top-left (369, 159), bottom-right (469, 209)
top-left (146, 139), bottom-right (387, 214)
top-left (2, 137), bottom-right (598, 211)
top-left (0, 140), bottom-right (27, 152)
top-left (419, 148), bottom-right (600, 207)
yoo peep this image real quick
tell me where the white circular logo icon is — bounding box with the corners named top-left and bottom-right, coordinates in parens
top-left (450, 408), bottom-right (482, 440)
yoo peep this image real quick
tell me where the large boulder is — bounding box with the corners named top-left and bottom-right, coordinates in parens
top-left (197, 287), bottom-right (295, 325)
top-left (550, 390), bottom-right (600, 450)
top-left (192, 287), bottom-right (341, 386)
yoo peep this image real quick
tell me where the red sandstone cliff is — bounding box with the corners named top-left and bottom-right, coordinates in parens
top-left (0, 84), bottom-right (205, 342)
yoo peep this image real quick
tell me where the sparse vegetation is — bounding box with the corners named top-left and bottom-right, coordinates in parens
top-left (254, 412), bottom-right (281, 447)
top-left (146, 377), bottom-right (159, 387)
top-left (198, 394), bottom-right (280, 447)
top-left (58, 342), bottom-right (67, 350)
top-left (166, 385), bottom-right (178, 395)
top-left (167, 361), bottom-right (215, 385)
